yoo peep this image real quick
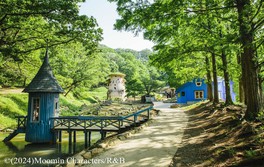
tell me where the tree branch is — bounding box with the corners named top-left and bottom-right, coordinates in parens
top-left (250, 0), bottom-right (263, 23)
top-left (256, 39), bottom-right (264, 50)
top-left (6, 10), bottom-right (53, 17)
top-left (253, 18), bottom-right (264, 32)
top-left (0, 14), bottom-right (7, 25)
top-left (185, 5), bottom-right (237, 13)
top-left (13, 37), bottom-right (77, 55)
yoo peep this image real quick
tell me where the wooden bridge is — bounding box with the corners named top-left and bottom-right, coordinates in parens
top-left (3, 106), bottom-right (154, 148)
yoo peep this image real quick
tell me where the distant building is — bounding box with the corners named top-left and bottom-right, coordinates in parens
top-left (107, 73), bottom-right (126, 101)
top-left (215, 77), bottom-right (236, 102)
top-left (176, 77), bottom-right (236, 104)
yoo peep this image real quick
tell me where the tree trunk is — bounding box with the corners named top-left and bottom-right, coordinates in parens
top-left (211, 52), bottom-right (219, 104)
top-left (205, 55), bottom-right (213, 101)
top-left (259, 77), bottom-right (263, 105)
top-left (236, 0), bottom-right (262, 121)
top-left (23, 77), bottom-right (27, 87)
top-left (239, 78), bottom-right (245, 103)
top-left (237, 53), bottom-right (245, 103)
top-left (221, 50), bottom-right (233, 105)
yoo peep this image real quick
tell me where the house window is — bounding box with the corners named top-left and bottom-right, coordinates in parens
top-left (54, 98), bottom-right (59, 117)
top-left (195, 91), bottom-right (204, 99)
top-left (181, 92), bottom-right (185, 96)
top-left (32, 97), bottom-right (40, 122)
top-left (196, 82), bottom-right (202, 86)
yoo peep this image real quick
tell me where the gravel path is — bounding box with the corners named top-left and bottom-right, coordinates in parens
top-left (86, 102), bottom-right (188, 167)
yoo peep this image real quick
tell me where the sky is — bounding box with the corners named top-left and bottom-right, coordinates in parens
top-left (79, 0), bottom-right (154, 51)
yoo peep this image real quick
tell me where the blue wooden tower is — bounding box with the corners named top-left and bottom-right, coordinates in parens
top-left (23, 48), bottom-right (63, 143)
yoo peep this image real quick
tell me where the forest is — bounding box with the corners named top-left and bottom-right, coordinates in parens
top-left (109, 0), bottom-right (264, 121)
top-left (0, 0), bottom-right (263, 124)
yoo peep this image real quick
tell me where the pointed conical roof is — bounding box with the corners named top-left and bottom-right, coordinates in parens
top-left (23, 48), bottom-right (64, 93)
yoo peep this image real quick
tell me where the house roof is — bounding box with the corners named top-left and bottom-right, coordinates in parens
top-left (176, 78), bottom-right (205, 93)
top-left (109, 73), bottom-right (126, 77)
top-left (176, 82), bottom-right (193, 93)
top-left (23, 48), bottom-right (64, 93)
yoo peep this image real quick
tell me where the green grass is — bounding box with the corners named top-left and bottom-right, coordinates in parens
top-left (87, 87), bottom-right (108, 99)
top-left (0, 94), bottom-right (28, 117)
top-left (0, 93), bottom-right (28, 130)
top-left (0, 114), bottom-right (16, 129)
top-left (0, 87), bottom-right (108, 128)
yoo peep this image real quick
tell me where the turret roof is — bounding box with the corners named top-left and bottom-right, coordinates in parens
top-left (23, 48), bottom-right (64, 93)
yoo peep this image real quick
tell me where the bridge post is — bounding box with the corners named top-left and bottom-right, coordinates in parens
top-left (68, 131), bottom-right (72, 145)
top-left (100, 131), bottom-right (106, 140)
top-left (84, 131), bottom-right (92, 148)
top-left (58, 131), bottom-right (62, 142)
top-left (84, 131), bottom-right (88, 148)
top-left (134, 115), bottom-right (138, 123)
top-left (73, 131), bottom-right (76, 143)
top-left (68, 130), bottom-right (73, 154)
top-left (88, 131), bottom-right (91, 147)
top-left (147, 109), bottom-right (150, 119)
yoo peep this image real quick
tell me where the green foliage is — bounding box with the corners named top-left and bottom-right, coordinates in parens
top-left (110, 0), bottom-right (264, 119)
top-left (50, 42), bottom-right (109, 96)
top-left (0, 0), bottom-right (102, 57)
top-left (0, 0), bottom-right (103, 86)
top-left (245, 149), bottom-right (257, 158)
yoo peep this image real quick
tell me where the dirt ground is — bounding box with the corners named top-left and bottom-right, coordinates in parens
top-left (170, 102), bottom-right (264, 167)
top-left (0, 88), bottom-right (24, 94)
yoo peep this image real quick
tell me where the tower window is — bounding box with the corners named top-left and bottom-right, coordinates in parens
top-left (32, 97), bottom-right (40, 122)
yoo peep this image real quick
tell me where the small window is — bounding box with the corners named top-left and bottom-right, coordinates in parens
top-left (54, 98), bottom-right (59, 117)
top-left (181, 92), bottom-right (185, 96)
top-left (114, 87), bottom-right (116, 90)
top-left (32, 97), bottom-right (40, 122)
top-left (196, 82), bottom-right (202, 86)
top-left (195, 91), bottom-right (204, 99)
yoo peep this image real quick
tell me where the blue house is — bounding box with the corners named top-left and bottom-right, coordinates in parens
top-left (215, 77), bottom-right (236, 102)
top-left (176, 77), bottom-right (236, 104)
top-left (23, 48), bottom-right (64, 143)
top-left (176, 78), bottom-right (207, 104)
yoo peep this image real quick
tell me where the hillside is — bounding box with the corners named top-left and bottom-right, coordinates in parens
top-left (170, 102), bottom-right (264, 167)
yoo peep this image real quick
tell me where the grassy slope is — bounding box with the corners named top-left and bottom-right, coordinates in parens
top-left (0, 87), bottom-right (108, 129)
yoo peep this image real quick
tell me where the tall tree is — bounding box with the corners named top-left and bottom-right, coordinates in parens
top-left (235, 0), bottom-right (263, 120)
top-left (205, 55), bottom-right (213, 101)
top-left (50, 42), bottom-right (107, 96)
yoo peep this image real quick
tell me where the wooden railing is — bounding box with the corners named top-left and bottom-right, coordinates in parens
top-left (50, 106), bottom-right (153, 132)
top-left (16, 116), bottom-right (27, 130)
